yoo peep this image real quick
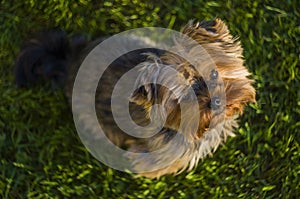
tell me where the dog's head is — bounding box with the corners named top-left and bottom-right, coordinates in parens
top-left (130, 19), bottom-right (255, 140)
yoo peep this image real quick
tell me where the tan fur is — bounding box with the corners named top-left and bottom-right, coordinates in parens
top-left (127, 19), bottom-right (255, 178)
top-left (69, 19), bottom-right (255, 178)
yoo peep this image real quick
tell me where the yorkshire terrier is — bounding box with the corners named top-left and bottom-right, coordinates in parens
top-left (15, 19), bottom-right (255, 178)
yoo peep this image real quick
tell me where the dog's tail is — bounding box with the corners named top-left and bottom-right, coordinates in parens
top-left (14, 29), bottom-right (88, 88)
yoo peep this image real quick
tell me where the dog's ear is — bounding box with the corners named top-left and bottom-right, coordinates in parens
top-left (182, 19), bottom-right (242, 56)
top-left (225, 79), bottom-right (256, 116)
top-left (183, 18), bottom-right (231, 39)
top-left (199, 19), bottom-right (230, 36)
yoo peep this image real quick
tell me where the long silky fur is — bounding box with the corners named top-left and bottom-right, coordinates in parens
top-left (14, 18), bottom-right (255, 179)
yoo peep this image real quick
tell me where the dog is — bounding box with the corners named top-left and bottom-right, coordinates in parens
top-left (14, 19), bottom-right (255, 178)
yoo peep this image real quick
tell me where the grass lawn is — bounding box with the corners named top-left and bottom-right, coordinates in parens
top-left (0, 0), bottom-right (299, 198)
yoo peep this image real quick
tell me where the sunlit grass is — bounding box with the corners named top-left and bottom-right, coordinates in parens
top-left (0, 0), bottom-right (299, 198)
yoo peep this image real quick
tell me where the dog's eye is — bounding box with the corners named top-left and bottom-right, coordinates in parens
top-left (210, 96), bottom-right (222, 110)
top-left (210, 69), bottom-right (218, 80)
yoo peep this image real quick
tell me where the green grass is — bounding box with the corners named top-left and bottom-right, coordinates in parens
top-left (1, 0), bottom-right (299, 198)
